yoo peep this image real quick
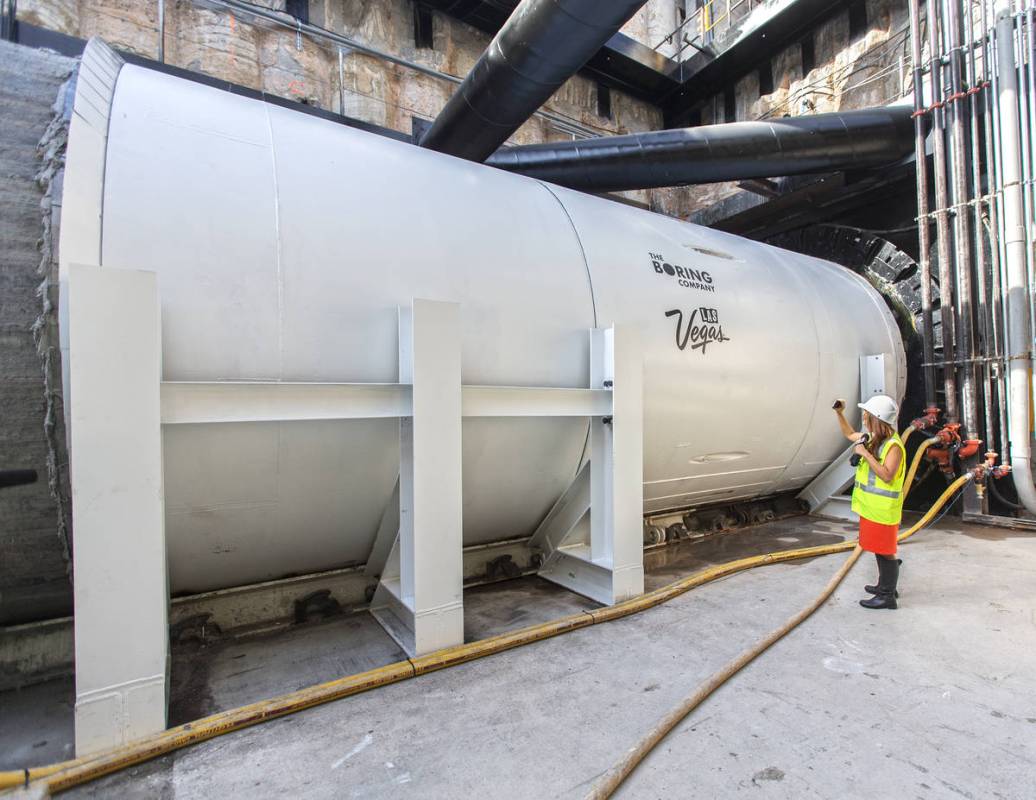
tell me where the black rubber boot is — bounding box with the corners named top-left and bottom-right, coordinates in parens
top-left (860, 556), bottom-right (899, 609)
top-left (865, 556), bottom-right (901, 597)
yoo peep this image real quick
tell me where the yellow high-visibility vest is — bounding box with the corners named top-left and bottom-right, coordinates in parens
top-left (851, 434), bottom-right (906, 525)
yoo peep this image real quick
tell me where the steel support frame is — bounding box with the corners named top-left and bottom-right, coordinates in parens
top-left (369, 301), bottom-right (464, 657)
top-left (68, 287), bottom-right (644, 740)
top-left (67, 265), bottom-right (168, 756)
top-left (532, 327), bottom-right (645, 605)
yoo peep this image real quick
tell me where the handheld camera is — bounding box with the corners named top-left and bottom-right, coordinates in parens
top-left (849, 433), bottom-right (871, 467)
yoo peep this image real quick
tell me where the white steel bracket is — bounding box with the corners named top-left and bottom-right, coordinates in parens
top-left (369, 301), bottom-right (465, 657)
top-left (798, 353), bottom-right (888, 520)
top-left (532, 326), bottom-right (645, 605)
top-left (67, 265), bottom-right (168, 756)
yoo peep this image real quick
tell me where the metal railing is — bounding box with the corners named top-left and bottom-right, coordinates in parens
top-left (653, 0), bottom-right (764, 64)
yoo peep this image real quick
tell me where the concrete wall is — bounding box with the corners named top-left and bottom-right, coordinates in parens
top-left (688, 0), bottom-right (911, 216)
top-left (14, 0), bottom-right (689, 211)
top-left (0, 40), bottom-right (75, 626)
top-left (13, 0), bottom-right (912, 222)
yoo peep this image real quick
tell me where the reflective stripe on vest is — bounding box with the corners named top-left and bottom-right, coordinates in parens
top-left (851, 434), bottom-right (906, 525)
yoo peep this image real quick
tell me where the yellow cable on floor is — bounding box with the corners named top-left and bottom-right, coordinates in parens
top-left (0, 474), bottom-right (972, 796)
top-left (583, 473), bottom-right (972, 800)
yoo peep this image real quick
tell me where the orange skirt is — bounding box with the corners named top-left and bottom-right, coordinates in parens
top-left (859, 517), bottom-right (898, 555)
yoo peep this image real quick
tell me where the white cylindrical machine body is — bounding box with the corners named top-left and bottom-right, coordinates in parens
top-left (60, 48), bottom-right (905, 595)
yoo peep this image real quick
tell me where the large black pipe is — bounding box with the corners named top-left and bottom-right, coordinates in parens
top-left (486, 106), bottom-right (918, 192)
top-left (419, 0), bottom-right (647, 162)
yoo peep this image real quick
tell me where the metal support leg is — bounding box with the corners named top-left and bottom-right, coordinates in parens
top-left (370, 300), bottom-right (464, 656)
top-left (537, 325), bottom-right (644, 605)
top-left (67, 265), bottom-right (168, 755)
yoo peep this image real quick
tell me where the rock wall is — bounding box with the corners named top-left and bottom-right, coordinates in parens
top-left (12, 0), bottom-right (914, 221)
top-left (687, 0), bottom-right (911, 216)
top-left (0, 40), bottom-right (75, 626)
top-left (14, 0), bottom-right (691, 211)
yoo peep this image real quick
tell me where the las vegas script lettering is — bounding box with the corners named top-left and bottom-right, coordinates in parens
top-left (666, 307), bottom-right (731, 354)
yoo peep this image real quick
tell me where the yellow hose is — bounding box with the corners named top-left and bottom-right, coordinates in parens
top-left (0, 475), bottom-right (972, 796)
top-left (587, 546), bottom-right (864, 800)
top-left (904, 436), bottom-right (940, 499)
top-left (901, 424), bottom-right (916, 445)
top-left (584, 473), bottom-right (972, 799)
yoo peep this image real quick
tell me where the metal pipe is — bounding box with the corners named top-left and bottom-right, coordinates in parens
top-left (1023, 6), bottom-right (1031, 319)
top-left (981, 0), bottom-right (1011, 455)
top-left (0, 0), bottom-right (14, 42)
top-left (928, 0), bottom-right (961, 421)
top-left (910, 0), bottom-right (938, 406)
top-left (965, 0), bottom-right (995, 452)
top-left (989, 0), bottom-right (1012, 374)
top-left (1016, 7), bottom-right (1034, 322)
top-left (337, 47), bottom-right (345, 118)
top-left (486, 107), bottom-right (918, 193)
top-left (420, 0), bottom-right (648, 161)
top-left (158, 0), bottom-right (165, 63)
top-left (995, 6), bottom-right (1036, 513)
top-left (946, 0), bottom-right (980, 440)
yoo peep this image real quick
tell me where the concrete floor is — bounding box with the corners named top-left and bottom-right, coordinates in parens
top-left (3, 515), bottom-right (1034, 798)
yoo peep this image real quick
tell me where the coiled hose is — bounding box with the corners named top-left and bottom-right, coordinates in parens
top-left (0, 474), bottom-right (972, 796)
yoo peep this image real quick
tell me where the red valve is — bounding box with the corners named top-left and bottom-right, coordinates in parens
top-left (958, 439), bottom-right (983, 460)
top-left (924, 424), bottom-right (981, 477)
top-left (969, 452), bottom-right (1011, 484)
top-left (911, 406), bottom-right (942, 432)
top-left (934, 422), bottom-right (962, 446)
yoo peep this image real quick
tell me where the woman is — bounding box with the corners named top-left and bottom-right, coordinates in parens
top-left (833, 395), bottom-right (906, 609)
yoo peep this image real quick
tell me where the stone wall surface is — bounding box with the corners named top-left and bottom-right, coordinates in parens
top-left (14, 0), bottom-right (689, 210)
top-left (0, 40), bottom-right (74, 626)
top-left (13, 0), bottom-right (910, 218)
top-left (679, 0), bottom-right (911, 215)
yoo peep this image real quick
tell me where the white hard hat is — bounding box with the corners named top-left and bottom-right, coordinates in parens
top-left (858, 394), bottom-right (899, 425)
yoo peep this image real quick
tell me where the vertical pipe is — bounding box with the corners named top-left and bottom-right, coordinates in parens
top-left (990, 0), bottom-right (1011, 355)
top-left (1016, 5), bottom-right (1033, 312)
top-left (1026, 5), bottom-right (1036, 327)
top-left (1014, 4), bottom-right (1036, 432)
top-left (1, 0), bottom-right (14, 42)
top-left (158, 0), bottom-right (165, 63)
top-left (910, 0), bottom-right (939, 406)
top-left (989, 0), bottom-right (1014, 456)
top-left (928, 0), bottom-right (961, 421)
top-left (967, 0), bottom-right (996, 452)
top-left (983, 0), bottom-right (1011, 455)
top-left (995, 6), bottom-right (1036, 513)
top-left (947, 0), bottom-right (981, 439)
top-left (338, 47), bottom-right (346, 117)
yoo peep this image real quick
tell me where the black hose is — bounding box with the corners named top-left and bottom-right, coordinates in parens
top-left (420, 0), bottom-right (647, 161)
top-left (987, 475), bottom-right (1025, 510)
top-left (486, 107), bottom-right (918, 192)
top-left (0, 469), bottom-right (38, 489)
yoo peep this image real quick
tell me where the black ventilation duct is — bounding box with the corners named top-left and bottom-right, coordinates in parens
top-left (419, 0), bottom-right (647, 161)
top-left (486, 106), bottom-right (918, 192)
